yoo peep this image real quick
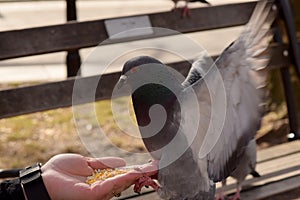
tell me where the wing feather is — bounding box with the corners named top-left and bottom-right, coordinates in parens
top-left (207, 0), bottom-right (277, 181)
top-left (182, 0), bottom-right (277, 182)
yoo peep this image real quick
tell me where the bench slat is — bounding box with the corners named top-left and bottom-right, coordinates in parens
top-left (115, 141), bottom-right (300, 200)
top-left (0, 2), bottom-right (256, 60)
top-left (241, 174), bottom-right (300, 200)
top-left (0, 44), bottom-right (290, 119)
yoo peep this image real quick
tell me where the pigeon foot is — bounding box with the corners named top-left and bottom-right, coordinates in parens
top-left (171, 4), bottom-right (191, 18)
top-left (215, 192), bottom-right (228, 200)
top-left (228, 192), bottom-right (241, 200)
top-left (133, 176), bottom-right (160, 193)
top-left (182, 6), bottom-right (191, 17)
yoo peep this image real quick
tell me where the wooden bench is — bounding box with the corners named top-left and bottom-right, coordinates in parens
top-left (114, 140), bottom-right (300, 199)
top-left (0, 0), bottom-right (299, 199)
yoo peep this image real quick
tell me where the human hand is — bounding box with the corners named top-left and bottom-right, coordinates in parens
top-left (41, 154), bottom-right (158, 200)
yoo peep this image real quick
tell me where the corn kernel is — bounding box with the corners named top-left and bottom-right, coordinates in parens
top-left (86, 168), bottom-right (131, 185)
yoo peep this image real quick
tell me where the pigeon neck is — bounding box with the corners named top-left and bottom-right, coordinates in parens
top-left (132, 84), bottom-right (178, 126)
top-left (131, 83), bottom-right (182, 156)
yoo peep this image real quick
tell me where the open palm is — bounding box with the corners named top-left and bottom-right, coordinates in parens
top-left (41, 154), bottom-right (158, 200)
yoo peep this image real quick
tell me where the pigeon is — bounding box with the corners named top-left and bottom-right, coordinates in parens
top-left (116, 0), bottom-right (276, 199)
top-left (216, 139), bottom-right (261, 200)
top-left (172, 0), bottom-right (211, 17)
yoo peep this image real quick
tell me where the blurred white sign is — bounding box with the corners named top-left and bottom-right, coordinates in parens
top-left (104, 15), bottom-right (153, 39)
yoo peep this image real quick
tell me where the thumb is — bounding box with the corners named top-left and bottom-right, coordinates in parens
top-left (87, 157), bottom-right (126, 169)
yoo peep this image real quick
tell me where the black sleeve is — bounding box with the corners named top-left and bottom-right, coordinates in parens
top-left (0, 178), bottom-right (25, 200)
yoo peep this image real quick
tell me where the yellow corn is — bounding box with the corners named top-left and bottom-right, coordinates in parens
top-left (86, 168), bottom-right (131, 185)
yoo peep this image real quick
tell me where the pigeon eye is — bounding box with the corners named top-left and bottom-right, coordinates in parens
top-left (130, 67), bottom-right (139, 73)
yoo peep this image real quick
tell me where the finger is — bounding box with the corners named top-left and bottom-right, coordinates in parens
top-left (89, 162), bottom-right (159, 199)
top-left (98, 162), bottom-right (158, 190)
top-left (91, 171), bottom-right (142, 198)
top-left (87, 157), bottom-right (126, 169)
top-left (132, 161), bottom-right (159, 177)
top-left (43, 154), bottom-right (95, 176)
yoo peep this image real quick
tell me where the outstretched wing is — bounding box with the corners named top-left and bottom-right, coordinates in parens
top-left (182, 0), bottom-right (277, 182)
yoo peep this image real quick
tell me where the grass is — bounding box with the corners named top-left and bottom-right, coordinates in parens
top-left (0, 97), bottom-right (146, 169)
top-left (95, 97), bottom-right (145, 152)
top-left (0, 107), bottom-right (84, 168)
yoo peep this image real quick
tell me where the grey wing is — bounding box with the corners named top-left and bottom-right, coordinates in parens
top-left (181, 50), bottom-right (223, 157)
top-left (207, 0), bottom-right (277, 182)
top-left (182, 0), bottom-right (277, 182)
top-left (182, 51), bottom-right (213, 88)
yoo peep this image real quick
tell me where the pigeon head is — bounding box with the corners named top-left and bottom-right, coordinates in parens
top-left (116, 56), bottom-right (169, 92)
top-left (116, 56), bottom-right (184, 159)
top-left (116, 55), bottom-right (183, 98)
top-left (121, 56), bottom-right (164, 75)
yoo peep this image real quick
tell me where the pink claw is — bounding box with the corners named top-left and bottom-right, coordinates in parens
top-left (215, 193), bottom-right (227, 200)
top-left (228, 190), bottom-right (241, 200)
top-left (133, 176), bottom-right (160, 193)
top-left (182, 6), bottom-right (190, 17)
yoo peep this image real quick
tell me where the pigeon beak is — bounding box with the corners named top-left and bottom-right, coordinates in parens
top-left (116, 75), bottom-right (128, 89)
